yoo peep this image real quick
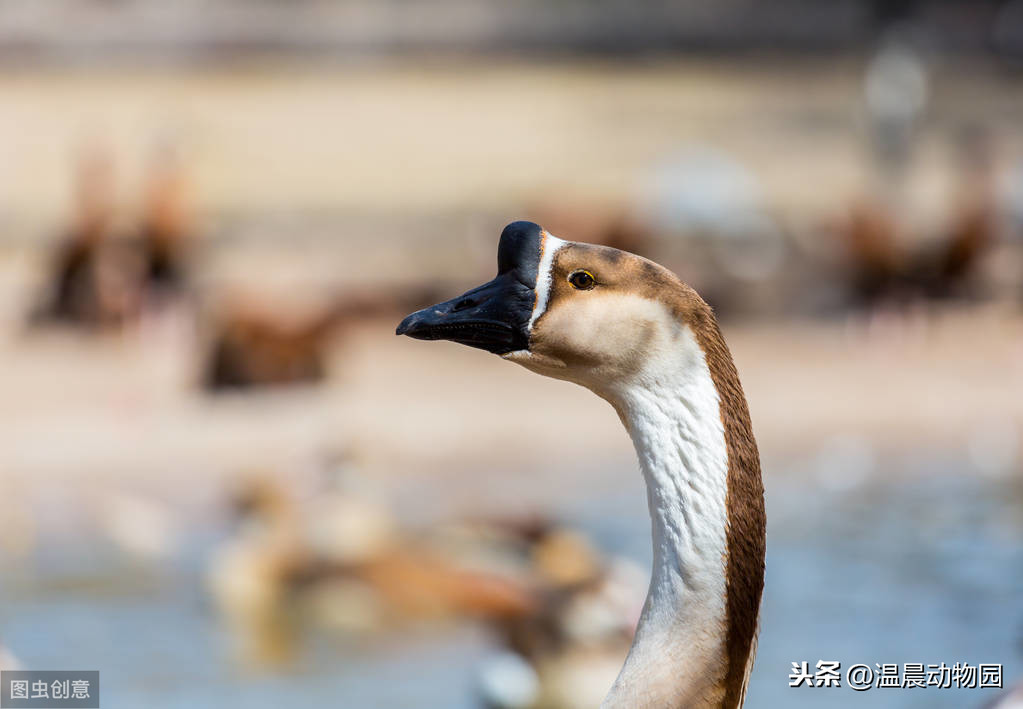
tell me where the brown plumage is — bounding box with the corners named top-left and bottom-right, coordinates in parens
top-left (838, 195), bottom-right (997, 309)
top-left (203, 307), bottom-right (335, 390)
top-left (692, 312), bottom-right (765, 707)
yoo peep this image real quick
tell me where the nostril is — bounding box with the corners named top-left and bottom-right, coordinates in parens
top-left (452, 297), bottom-right (475, 312)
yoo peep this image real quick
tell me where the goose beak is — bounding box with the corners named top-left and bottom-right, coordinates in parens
top-left (396, 272), bottom-right (533, 355)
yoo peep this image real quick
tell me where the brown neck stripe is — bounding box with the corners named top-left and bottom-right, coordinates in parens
top-left (692, 311), bottom-right (766, 709)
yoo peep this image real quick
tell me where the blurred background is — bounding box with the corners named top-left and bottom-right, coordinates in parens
top-left (0, 1), bottom-right (1022, 707)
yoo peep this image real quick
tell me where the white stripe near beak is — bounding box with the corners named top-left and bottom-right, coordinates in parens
top-left (527, 230), bottom-right (566, 332)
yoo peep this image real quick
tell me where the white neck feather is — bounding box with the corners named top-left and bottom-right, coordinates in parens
top-left (601, 326), bottom-right (731, 709)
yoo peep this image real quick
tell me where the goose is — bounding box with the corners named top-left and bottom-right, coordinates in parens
top-left (208, 475), bottom-right (538, 666)
top-left (397, 221), bottom-right (766, 708)
top-left (30, 144), bottom-right (156, 330)
top-left (201, 284), bottom-right (447, 391)
top-left (31, 144), bottom-right (119, 327)
top-left (201, 304), bottom-right (337, 390)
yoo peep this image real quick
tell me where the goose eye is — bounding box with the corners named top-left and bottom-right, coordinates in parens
top-left (568, 270), bottom-right (596, 290)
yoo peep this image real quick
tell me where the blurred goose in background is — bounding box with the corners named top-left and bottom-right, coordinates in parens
top-left (200, 283), bottom-right (446, 390)
top-left (399, 221), bottom-right (766, 707)
top-left (30, 140), bottom-right (202, 331)
top-left (208, 474), bottom-right (537, 666)
top-left (837, 125), bottom-right (1000, 311)
top-left (207, 466), bottom-right (648, 691)
top-left (30, 143), bottom-right (143, 329)
top-left (837, 192), bottom-right (998, 311)
top-left (201, 302), bottom-right (338, 390)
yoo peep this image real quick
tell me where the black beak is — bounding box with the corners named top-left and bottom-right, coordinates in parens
top-left (395, 272), bottom-right (533, 354)
top-left (397, 221), bottom-right (547, 355)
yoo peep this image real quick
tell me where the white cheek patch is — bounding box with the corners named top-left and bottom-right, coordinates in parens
top-left (527, 231), bottom-right (566, 332)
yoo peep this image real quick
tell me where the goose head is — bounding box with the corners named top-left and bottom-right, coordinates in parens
top-left (396, 220), bottom-right (709, 401)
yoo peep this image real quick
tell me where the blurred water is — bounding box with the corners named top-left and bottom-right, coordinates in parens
top-left (757, 472), bottom-right (1023, 708)
top-left (2, 469), bottom-right (1021, 708)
